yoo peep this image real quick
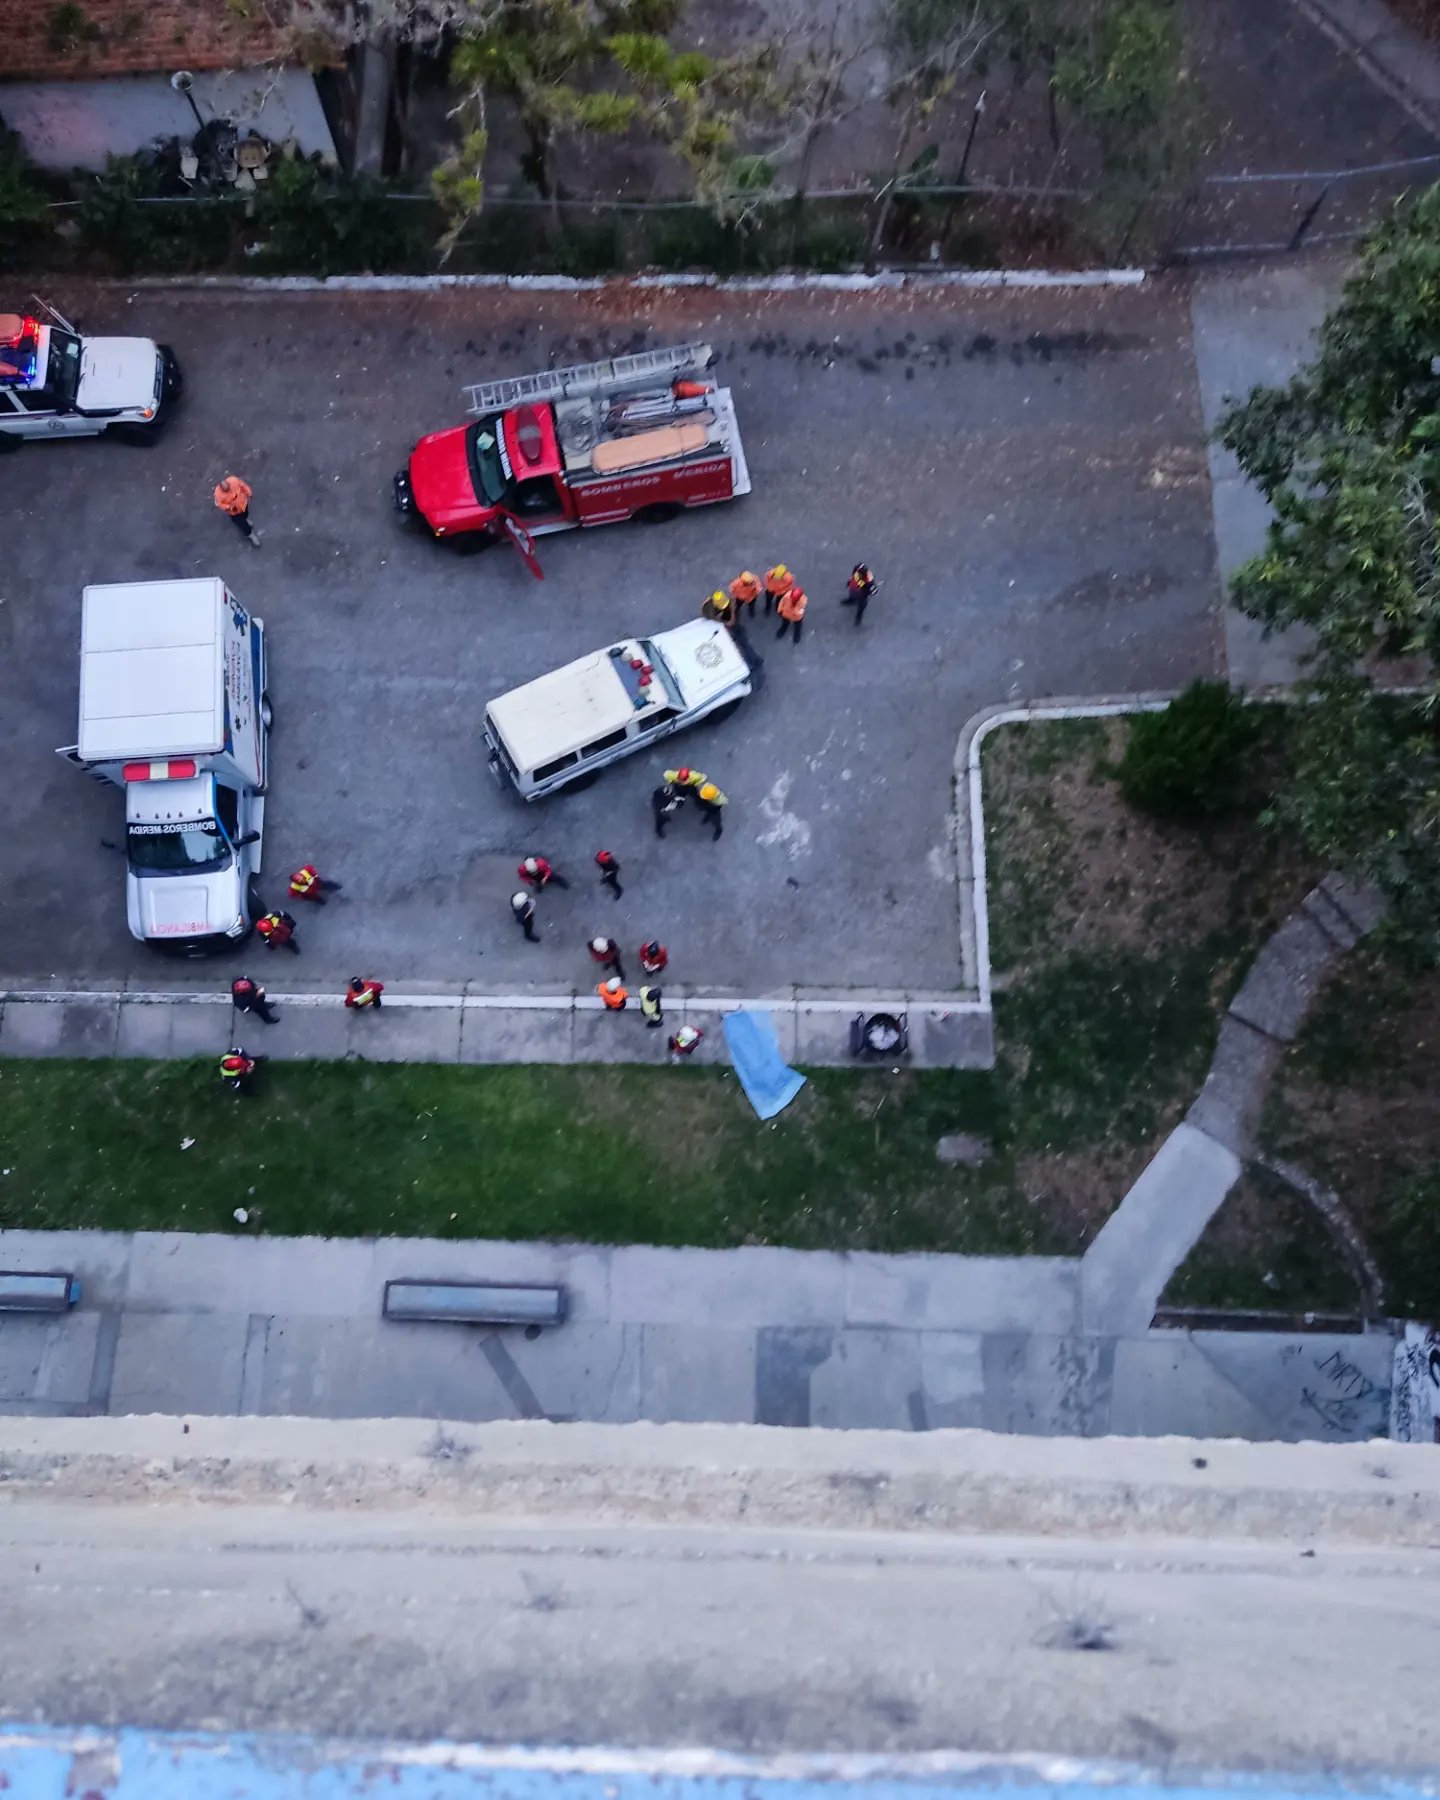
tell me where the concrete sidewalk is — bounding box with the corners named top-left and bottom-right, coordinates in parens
top-left (1189, 256), bottom-right (1352, 687)
top-left (0, 1227), bottom-right (1396, 1440)
top-left (0, 985), bottom-right (994, 1069)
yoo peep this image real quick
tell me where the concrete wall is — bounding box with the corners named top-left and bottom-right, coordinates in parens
top-left (0, 68), bottom-right (337, 171)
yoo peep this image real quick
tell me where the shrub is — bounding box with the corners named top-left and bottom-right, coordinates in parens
top-left (798, 216), bottom-right (864, 271)
top-left (550, 215), bottom-right (623, 277)
top-left (1118, 679), bottom-right (1261, 821)
top-left (252, 158), bottom-right (429, 275)
top-left (73, 154), bottom-right (171, 273)
top-left (0, 130), bottom-right (52, 266)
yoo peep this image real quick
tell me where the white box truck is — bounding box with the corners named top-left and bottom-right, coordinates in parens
top-left (58, 579), bottom-right (271, 955)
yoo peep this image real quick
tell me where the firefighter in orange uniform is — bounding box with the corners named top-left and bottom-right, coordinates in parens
top-left (729, 570), bottom-right (762, 612)
top-left (776, 584), bottom-right (808, 645)
top-left (764, 564), bottom-right (794, 617)
top-left (213, 474), bottom-right (259, 546)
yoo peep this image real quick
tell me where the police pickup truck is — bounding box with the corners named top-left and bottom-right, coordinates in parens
top-left (0, 300), bottom-right (180, 447)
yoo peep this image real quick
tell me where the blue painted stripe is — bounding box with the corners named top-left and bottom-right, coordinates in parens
top-left (1, 1727), bottom-right (1438, 1800)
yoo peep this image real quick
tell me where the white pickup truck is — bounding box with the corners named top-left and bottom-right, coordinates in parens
top-left (0, 300), bottom-right (180, 447)
top-left (485, 618), bottom-right (752, 800)
top-left (59, 579), bottom-right (271, 955)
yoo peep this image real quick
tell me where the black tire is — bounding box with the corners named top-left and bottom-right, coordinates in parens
top-left (108, 422), bottom-right (162, 447)
top-left (559, 769), bottom-right (600, 795)
top-left (708, 698), bottom-right (744, 725)
top-left (452, 528), bottom-right (498, 555)
top-left (260, 691), bottom-right (274, 731)
top-left (636, 502), bottom-right (682, 525)
top-left (0, 432), bottom-right (20, 455)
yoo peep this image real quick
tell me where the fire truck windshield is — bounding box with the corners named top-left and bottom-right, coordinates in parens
top-left (127, 820), bottom-right (231, 874)
top-left (466, 419), bottom-right (511, 507)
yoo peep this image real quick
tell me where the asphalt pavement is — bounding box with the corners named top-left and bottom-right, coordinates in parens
top-left (0, 279), bottom-right (1220, 992)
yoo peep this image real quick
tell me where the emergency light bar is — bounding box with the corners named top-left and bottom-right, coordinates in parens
top-left (0, 313), bottom-right (41, 387)
top-left (122, 759), bottom-right (199, 782)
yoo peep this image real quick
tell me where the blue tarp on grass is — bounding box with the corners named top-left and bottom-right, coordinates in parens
top-left (722, 1009), bottom-right (806, 1120)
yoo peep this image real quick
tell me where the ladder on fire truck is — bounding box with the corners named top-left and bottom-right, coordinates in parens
top-left (464, 343), bottom-right (713, 417)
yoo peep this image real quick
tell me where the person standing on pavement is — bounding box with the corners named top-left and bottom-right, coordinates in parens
top-left (345, 976), bottom-right (385, 1011)
top-left (663, 766), bottom-right (707, 795)
top-left (595, 849), bottom-right (624, 899)
top-left (230, 974), bottom-right (278, 1024)
top-left (668, 1024), bottom-right (704, 1058)
top-left (518, 854), bottom-right (569, 891)
top-left (597, 975), bottom-right (628, 1011)
top-left (589, 935), bottom-right (625, 982)
top-left (214, 474), bottom-right (260, 547)
top-left (701, 589), bottom-right (736, 628)
top-left (775, 584), bottom-right (808, 644)
top-left (843, 562), bottom-right (877, 627)
top-left (729, 570), bottom-right (762, 615)
top-left (652, 784), bottom-right (684, 838)
top-left (695, 781), bottom-right (728, 840)
top-left (218, 1047), bottom-right (259, 1094)
top-left (764, 564), bottom-right (794, 618)
top-left (639, 939), bottom-right (668, 976)
top-left (639, 985), bottom-right (664, 1029)
top-left (256, 909), bottom-right (299, 953)
top-left (511, 891), bottom-right (540, 942)
top-left (289, 863), bottom-right (343, 906)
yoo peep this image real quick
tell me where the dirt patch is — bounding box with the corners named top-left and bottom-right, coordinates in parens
top-left (1261, 951), bottom-right (1440, 1318)
top-left (1387, 0), bottom-right (1440, 44)
top-left (983, 715), bottom-right (1315, 982)
top-left (1164, 1165), bottom-right (1362, 1315)
top-left (1017, 1133), bottom-right (1178, 1250)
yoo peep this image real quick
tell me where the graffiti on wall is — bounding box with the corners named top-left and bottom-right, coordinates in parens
top-left (1389, 1324), bottom-right (1440, 1443)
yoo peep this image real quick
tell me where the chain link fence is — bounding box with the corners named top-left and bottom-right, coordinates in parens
top-left (26, 151), bottom-right (1440, 277)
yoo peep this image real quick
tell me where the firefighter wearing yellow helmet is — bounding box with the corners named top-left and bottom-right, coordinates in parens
top-left (701, 588), bottom-right (735, 626)
top-left (696, 781), bottom-right (728, 841)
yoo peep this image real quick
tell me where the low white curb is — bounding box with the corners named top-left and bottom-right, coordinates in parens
top-left (960, 696), bottom-right (1176, 1006)
top-left (0, 987), bottom-right (991, 1015)
top-left (121, 268), bottom-right (1146, 296)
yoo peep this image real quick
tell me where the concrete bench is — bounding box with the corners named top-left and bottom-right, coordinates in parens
top-left (382, 1279), bottom-right (567, 1328)
top-left (0, 1271), bottom-right (81, 1314)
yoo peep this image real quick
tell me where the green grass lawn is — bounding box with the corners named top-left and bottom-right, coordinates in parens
top-left (0, 1057), bottom-right (1059, 1253)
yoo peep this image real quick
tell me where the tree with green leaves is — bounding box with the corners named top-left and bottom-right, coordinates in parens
top-left (1219, 183), bottom-right (1440, 951)
top-left (867, 0), bottom-right (993, 262)
top-left (433, 0), bottom-right (781, 251)
top-left (981, 0), bottom-right (1194, 253)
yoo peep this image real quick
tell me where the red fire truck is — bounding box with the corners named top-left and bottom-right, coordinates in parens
top-left (393, 342), bottom-right (750, 575)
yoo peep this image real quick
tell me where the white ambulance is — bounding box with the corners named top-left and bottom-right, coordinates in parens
top-left (59, 579), bottom-right (272, 955)
top-left (0, 301), bottom-right (180, 446)
top-left (484, 618), bottom-right (751, 800)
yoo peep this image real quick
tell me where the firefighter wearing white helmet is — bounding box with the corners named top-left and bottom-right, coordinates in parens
top-left (510, 891), bottom-right (539, 942)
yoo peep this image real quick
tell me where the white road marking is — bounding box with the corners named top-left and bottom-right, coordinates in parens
top-left (755, 772), bottom-right (813, 857)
